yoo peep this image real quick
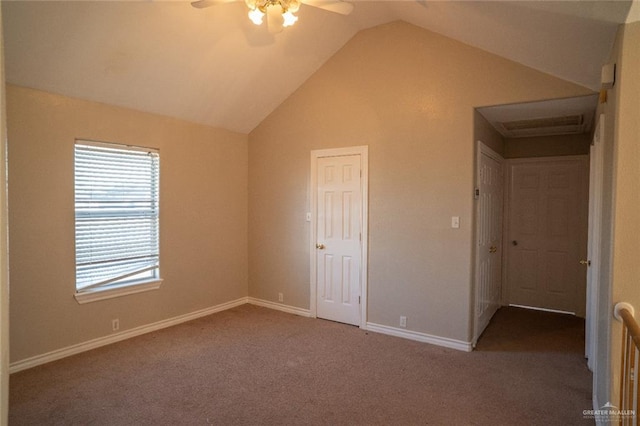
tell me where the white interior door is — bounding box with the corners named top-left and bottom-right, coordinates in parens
top-left (313, 152), bottom-right (365, 326)
top-left (474, 142), bottom-right (504, 344)
top-left (586, 114), bottom-right (604, 370)
top-left (0, 16), bottom-right (8, 422)
top-left (505, 156), bottom-right (589, 316)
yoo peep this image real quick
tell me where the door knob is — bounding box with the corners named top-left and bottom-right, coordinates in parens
top-left (512, 240), bottom-right (518, 246)
top-left (316, 243), bottom-right (325, 250)
top-left (489, 246), bottom-right (497, 253)
top-left (580, 260), bottom-right (591, 266)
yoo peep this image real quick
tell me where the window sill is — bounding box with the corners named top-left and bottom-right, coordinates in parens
top-left (74, 279), bottom-right (163, 304)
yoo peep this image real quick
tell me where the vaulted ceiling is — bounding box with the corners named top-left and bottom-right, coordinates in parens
top-left (2, 1), bottom-right (638, 134)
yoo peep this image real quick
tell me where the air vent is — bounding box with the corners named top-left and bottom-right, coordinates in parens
top-left (499, 115), bottom-right (586, 138)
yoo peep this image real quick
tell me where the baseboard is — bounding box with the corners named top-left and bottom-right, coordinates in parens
top-left (508, 304), bottom-right (575, 316)
top-left (249, 301), bottom-right (471, 352)
top-left (9, 296), bottom-right (249, 374)
top-left (10, 298), bottom-right (468, 373)
top-left (247, 297), bottom-right (312, 318)
top-left (365, 322), bottom-right (473, 352)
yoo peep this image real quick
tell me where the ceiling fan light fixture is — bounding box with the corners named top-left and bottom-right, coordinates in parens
top-left (244, 0), bottom-right (299, 29)
top-left (191, 0), bottom-right (353, 26)
top-left (282, 11), bottom-right (298, 27)
top-left (248, 8), bottom-right (265, 25)
top-left (287, 0), bottom-right (301, 13)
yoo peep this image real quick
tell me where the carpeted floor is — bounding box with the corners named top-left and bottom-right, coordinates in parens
top-left (10, 304), bottom-right (593, 425)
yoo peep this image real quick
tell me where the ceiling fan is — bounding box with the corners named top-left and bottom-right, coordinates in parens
top-left (191, 0), bottom-right (354, 33)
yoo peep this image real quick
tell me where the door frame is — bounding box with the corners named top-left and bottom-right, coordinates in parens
top-left (309, 146), bottom-right (369, 327)
top-left (473, 140), bottom-right (504, 345)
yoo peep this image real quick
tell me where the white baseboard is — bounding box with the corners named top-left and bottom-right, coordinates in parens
top-left (9, 297), bottom-right (249, 374)
top-left (365, 322), bottom-right (473, 352)
top-left (248, 301), bottom-right (471, 353)
top-left (247, 297), bottom-right (312, 318)
top-left (10, 297), bottom-right (470, 373)
top-left (508, 304), bottom-right (575, 316)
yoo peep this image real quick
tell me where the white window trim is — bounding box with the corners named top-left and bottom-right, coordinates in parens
top-left (74, 278), bottom-right (163, 304)
top-left (74, 139), bottom-right (162, 304)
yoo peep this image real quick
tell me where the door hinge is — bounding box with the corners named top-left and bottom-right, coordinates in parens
top-left (474, 188), bottom-right (480, 199)
top-left (359, 296), bottom-right (361, 304)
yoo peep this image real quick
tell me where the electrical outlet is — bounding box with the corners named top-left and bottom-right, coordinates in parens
top-left (278, 293), bottom-right (283, 302)
top-left (399, 316), bottom-right (407, 328)
top-left (112, 318), bottom-right (120, 332)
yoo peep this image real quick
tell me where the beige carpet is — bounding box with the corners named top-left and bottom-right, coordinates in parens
top-left (10, 304), bottom-right (593, 425)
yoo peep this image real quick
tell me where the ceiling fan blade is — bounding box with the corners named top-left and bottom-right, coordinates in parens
top-left (301, 0), bottom-right (354, 16)
top-left (191, 0), bottom-right (238, 9)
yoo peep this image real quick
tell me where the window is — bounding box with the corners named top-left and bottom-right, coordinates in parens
top-left (74, 140), bottom-right (161, 303)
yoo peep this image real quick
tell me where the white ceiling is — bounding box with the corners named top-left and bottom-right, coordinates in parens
top-left (2, 1), bottom-right (636, 134)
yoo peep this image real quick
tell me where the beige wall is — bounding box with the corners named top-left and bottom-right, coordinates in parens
top-left (7, 85), bottom-right (248, 363)
top-left (505, 133), bottom-right (591, 158)
top-left (248, 21), bottom-right (592, 343)
top-left (607, 21), bottom-right (640, 406)
top-left (474, 111), bottom-right (504, 156)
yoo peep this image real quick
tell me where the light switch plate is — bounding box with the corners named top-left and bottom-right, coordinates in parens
top-left (451, 216), bottom-right (460, 229)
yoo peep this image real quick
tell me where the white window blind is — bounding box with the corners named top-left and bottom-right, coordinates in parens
top-left (75, 141), bottom-right (160, 292)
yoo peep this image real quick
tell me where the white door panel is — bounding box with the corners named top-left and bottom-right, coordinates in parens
top-left (505, 157), bottom-right (588, 315)
top-left (316, 155), bottom-right (362, 326)
top-left (586, 114), bottom-right (604, 370)
top-left (474, 143), bottom-right (504, 343)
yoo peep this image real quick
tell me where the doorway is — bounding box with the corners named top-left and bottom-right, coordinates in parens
top-left (474, 94), bottom-right (597, 342)
top-left (309, 146), bottom-right (368, 327)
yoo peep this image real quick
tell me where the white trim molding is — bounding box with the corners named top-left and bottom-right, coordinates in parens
top-left (74, 279), bottom-right (163, 304)
top-left (508, 304), bottom-right (575, 316)
top-left (365, 322), bottom-right (473, 352)
top-left (10, 297), bottom-right (248, 373)
top-left (247, 297), bottom-right (312, 317)
top-left (10, 297), bottom-right (474, 374)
